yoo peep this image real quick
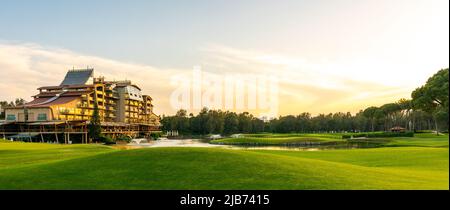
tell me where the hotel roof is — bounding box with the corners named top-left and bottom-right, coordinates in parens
top-left (60, 69), bottom-right (94, 86)
top-left (8, 91), bottom-right (84, 109)
top-left (25, 96), bottom-right (79, 108)
top-left (38, 84), bottom-right (95, 90)
top-left (33, 90), bottom-right (93, 97)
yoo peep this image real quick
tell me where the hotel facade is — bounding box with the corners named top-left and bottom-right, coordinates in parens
top-left (1, 69), bottom-right (160, 143)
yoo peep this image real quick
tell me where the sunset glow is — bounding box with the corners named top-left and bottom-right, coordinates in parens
top-left (0, 0), bottom-right (448, 116)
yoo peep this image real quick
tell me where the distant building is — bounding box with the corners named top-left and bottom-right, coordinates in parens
top-left (390, 126), bottom-right (406, 133)
top-left (1, 68), bottom-right (160, 143)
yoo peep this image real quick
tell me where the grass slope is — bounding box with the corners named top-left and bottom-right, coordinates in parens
top-left (0, 142), bottom-right (447, 190)
top-left (384, 133), bottom-right (449, 147)
top-left (0, 142), bottom-right (113, 169)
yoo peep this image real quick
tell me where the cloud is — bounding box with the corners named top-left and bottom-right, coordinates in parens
top-left (0, 42), bottom-right (182, 115)
top-left (200, 44), bottom-right (416, 115)
top-left (0, 42), bottom-right (419, 116)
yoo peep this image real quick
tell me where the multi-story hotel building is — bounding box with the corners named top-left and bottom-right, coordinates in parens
top-left (1, 68), bottom-right (160, 143)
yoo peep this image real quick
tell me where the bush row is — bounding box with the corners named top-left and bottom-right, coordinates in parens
top-left (342, 132), bottom-right (414, 139)
top-left (97, 133), bottom-right (162, 145)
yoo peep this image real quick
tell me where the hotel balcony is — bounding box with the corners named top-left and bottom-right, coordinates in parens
top-left (105, 113), bottom-right (116, 118)
top-left (82, 95), bottom-right (95, 101)
top-left (127, 102), bottom-right (139, 107)
top-left (59, 109), bottom-right (89, 116)
top-left (95, 98), bottom-right (104, 102)
top-left (105, 93), bottom-right (118, 98)
top-left (127, 108), bottom-right (139, 113)
top-left (105, 106), bottom-right (115, 111)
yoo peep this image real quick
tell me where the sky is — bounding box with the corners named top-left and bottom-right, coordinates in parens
top-left (0, 0), bottom-right (449, 117)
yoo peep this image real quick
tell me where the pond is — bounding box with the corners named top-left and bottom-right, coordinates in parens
top-left (113, 139), bottom-right (387, 151)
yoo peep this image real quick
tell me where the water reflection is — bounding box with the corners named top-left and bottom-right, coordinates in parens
top-left (229, 143), bottom-right (383, 151)
top-left (113, 139), bottom-right (385, 151)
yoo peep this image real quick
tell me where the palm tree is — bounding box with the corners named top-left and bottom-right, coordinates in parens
top-left (88, 103), bottom-right (101, 142)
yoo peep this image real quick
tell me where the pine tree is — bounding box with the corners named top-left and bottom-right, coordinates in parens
top-left (88, 102), bottom-right (102, 142)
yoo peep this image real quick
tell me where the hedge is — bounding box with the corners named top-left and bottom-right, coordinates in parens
top-left (342, 132), bottom-right (414, 139)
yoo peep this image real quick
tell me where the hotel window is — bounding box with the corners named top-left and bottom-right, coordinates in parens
top-left (37, 113), bottom-right (47, 121)
top-left (6, 114), bottom-right (16, 121)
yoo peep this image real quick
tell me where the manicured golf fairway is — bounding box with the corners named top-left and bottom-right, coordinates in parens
top-left (0, 134), bottom-right (448, 190)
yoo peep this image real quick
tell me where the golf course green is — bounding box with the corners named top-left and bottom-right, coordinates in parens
top-left (0, 133), bottom-right (448, 190)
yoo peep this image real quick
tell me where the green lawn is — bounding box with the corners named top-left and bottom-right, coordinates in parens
top-left (0, 142), bottom-right (113, 169)
top-left (383, 133), bottom-right (449, 147)
top-left (0, 139), bottom-right (13, 143)
top-left (0, 135), bottom-right (448, 190)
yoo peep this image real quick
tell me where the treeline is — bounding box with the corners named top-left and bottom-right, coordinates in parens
top-left (0, 98), bottom-right (27, 119)
top-left (162, 106), bottom-right (444, 135)
top-left (163, 68), bottom-right (449, 135)
top-left (161, 109), bottom-right (266, 135)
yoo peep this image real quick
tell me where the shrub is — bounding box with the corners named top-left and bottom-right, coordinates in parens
top-left (367, 132), bottom-right (414, 138)
top-left (116, 135), bottom-right (132, 143)
top-left (99, 135), bottom-right (115, 145)
top-left (342, 135), bottom-right (351, 139)
top-left (414, 130), bottom-right (433, 133)
top-left (150, 132), bottom-right (162, 140)
top-left (343, 132), bottom-right (414, 139)
top-left (342, 133), bottom-right (367, 139)
top-left (353, 133), bottom-right (368, 138)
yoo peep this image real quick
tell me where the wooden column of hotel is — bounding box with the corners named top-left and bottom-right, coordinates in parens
top-left (1, 121), bottom-right (159, 144)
